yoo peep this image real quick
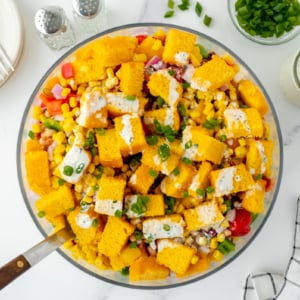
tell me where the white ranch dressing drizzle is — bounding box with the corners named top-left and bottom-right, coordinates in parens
top-left (174, 51), bottom-right (189, 65)
top-left (106, 92), bottom-right (140, 115)
top-left (94, 199), bottom-right (122, 216)
top-left (75, 213), bottom-right (94, 229)
top-left (214, 167), bottom-right (235, 196)
top-left (120, 114), bottom-right (134, 153)
top-left (256, 141), bottom-right (267, 174)
top-left (159, 70), bottom-right (180, 106)
top-left (224, 109), bottom-right (251, 134)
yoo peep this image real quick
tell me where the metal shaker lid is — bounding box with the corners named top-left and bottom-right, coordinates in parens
top-left (72, 0), bottom-right (101, 18)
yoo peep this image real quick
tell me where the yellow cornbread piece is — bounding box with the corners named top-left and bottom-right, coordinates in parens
top-left (128, 164), bottom-right (156, 195)
top-left (26, 139), bottom-right (44, 152)
top-left (223, 108), bottom-right (264, 138)
top-left (188, 161), bottom-right (213, 198)
top-left (125, 194), bottom-right (165, 218)
top-left (147, 69), bottom-right (183, 107)
top-left (177, 254), bottom-right (209, 277)
top-left (160, 162), bottom-right (196, 198)
top-left (246, 139), bottom-right (274, 178)
top-left (94, 175), bottom-right (126, 216)
top-left (96, 128), bottom-right (123, 168)
top-left (106, 92), bottom-right (146, 117)
top-left (119, 61), bottom-right (145, 96)
top-left (143, 107), bottom-right (180, 132)
top-left (182, 126), bottom-right (226, 164)
top-left (156, 239), bottom-right (196, 275)
top-left (141, 144), bottom-right (181, 175)
top-left (241, 180), bottom-right (266, 213)
top-left (35, 185), bottom-right (75, 217)
top-left (163, 29), bottom-right (196, 66)
top-left (109, 245), bottom-right (143, 271)
top-left (77, 91), bottom-right (108, 128)
top-left (238, 79), bottom-right (269, 116)
top-left (93, 36), bottom-right (138, 67)
top-left (210, 163), bottom-right (255, 197)
top-left (136, 36), bottom-right (164, 59)
top-left (114, 114), bottom-right (147, 156)
top-left (25, 150), bottom-right (51, 195)
top-left (67, 206), bottom-right (102, 244)
top-left (98, 216), bottom-right (135, 257)
top-left (191, 55), bottom-right (236, 92)
top-left (183, 200), bottom-right (224, 231)
top-left (129, 256), bottom-right (170, 281)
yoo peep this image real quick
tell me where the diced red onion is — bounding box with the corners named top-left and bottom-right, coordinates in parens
top-left (47, 141), bottom-right (57, 160)
top-left (226, 208), bottom-right (236, 222)
top-left (51, 83), bottom-right (65, 99)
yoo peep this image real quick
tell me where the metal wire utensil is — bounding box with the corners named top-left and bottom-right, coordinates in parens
top-left (0, 44), bottom-right (14, 87)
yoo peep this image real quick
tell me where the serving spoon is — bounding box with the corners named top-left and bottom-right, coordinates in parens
top-left (0, 226), bottom-right (74, 290)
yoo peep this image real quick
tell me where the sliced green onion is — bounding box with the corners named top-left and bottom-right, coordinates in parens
top-left (146, 135), bottom-right (158, 145)
top-left (195, 2), bottom-right (203, 17)
top-left (124, 95), bottom-right (136, 101)
top-left (172, 167), bottom-right (180, 176)
top-left (163, 224), bottom-right (171, 231)
top-left (37, 211), bottom-right (45, 218)
top-left (158, 144), bottom-right (171, 162)
top-left (63, 165), bottom-right (74, 176)
top-left (185, 140), bottom-right (193, 149)
top-left (148, 168), bottom-right (158, 178)
top-left (168, 0), bottom-right (175, 9)
top-left (164, 10), bottom-right (174, 18)
top-left (75, 163), bottom-right (85, 174)
top-left (28, 130), bottom-right (35, 140)
top-left (204, 14), bottom-right (212, 27)
top-left (196, 188), bottom-right (205, 197)
top-left (182, 157), bottom-right (192, 165)
top-left (114, 210), bottom-right (122, 218)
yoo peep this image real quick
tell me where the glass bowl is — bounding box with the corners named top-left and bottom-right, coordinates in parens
top-left (228, 0), bottom-right (300, 45)
top-left (17, 23), bottom-right (283, 288)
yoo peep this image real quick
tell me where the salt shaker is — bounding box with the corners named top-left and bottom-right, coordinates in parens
top-left (34, 6), bottom-right (76, 50)
top-left (72, 0), bottom-right (108, 37)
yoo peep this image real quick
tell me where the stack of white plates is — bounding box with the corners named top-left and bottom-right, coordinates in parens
top-left (0, 0), bottom-right (24, 87)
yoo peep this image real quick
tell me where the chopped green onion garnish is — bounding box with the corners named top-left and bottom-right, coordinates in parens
top-left (96, 128), bottom-right (106, 136)
top-left (206, 186), bottom-right (214, 193)
top-left (195, 2), bottom-right (203, 17)
top-left (57, 178), bottom-right (65, 186)
top-left (134, 230), bottom-right (143, 240)
top-left (131, 195), bottom-right (149, 216)
top-left (164, 196), bottom-right (176, 214)
top-left (124, 95), bottom-right (136, 101)
top-left (120, 266), bottom-right (130, 276)
top-left (172, 167), bottom-right (180, 176)
top-left (168, 0), bottom-right (175, 9)
top-left (203, 14), bottom-right (212, 27)
top-left (28, 130), bottom-right (35, 139)
top-left (75, 163), bottom-right (85, 174)
top-left (196, 188), bottom-right (205, 197)
top-left (163, 224), bottom-right (171, 231)
top-left (217, 238), bottom-right (235, 254)
top-left (146, 135), bottom-right (158, 145)
top-left (92, 219), bottom-right (99, 227)
top-left (114, 210), bottom-right (122, 218)
top-left (183, 191), bottom-right (189, 198)
top-left (129, 241), bottom-right (137, 248)
top-left (256, 174), bottom-right (263, 180)
top-left (44, 118), bottom-right (61, 131)
top-left (182, 82), bottom-right (191, 89)
top-left (185, 140), bottom-right (193, 149)
top-left (182, 157), bottom-right (192, 165)
top-left (164, 10), bottom-right (174, 18)
top-left (168, 69), bottom-right (175, 76)
top-left (219, 134), bottom-right (227, 142)
top-left (157, 96), bottom-right (166, 108)
top-left (37, 211), bottom-right (45, 218)
top-left (196, 44), bottom-right (209, 59)
top-left (203, 118), bottom-right (219, 129)
top-left (148, 168), bottom-right (158, 178)
top-left (158, 143), bottom-right (171, 162)
top-left (63, 165), bottom-right (74, 176)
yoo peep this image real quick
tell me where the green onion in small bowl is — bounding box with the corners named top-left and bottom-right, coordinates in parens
top-left (228, 0), bottom-right (300, 45)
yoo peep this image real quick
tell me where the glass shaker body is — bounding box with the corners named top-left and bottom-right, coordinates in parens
top-left (72, 0), bottom-right (108, 37)
top-left (35, 6), bottom-right (76, 51)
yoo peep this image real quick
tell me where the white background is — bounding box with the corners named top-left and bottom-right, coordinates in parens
top-left (1, 0), bottom-right (300, 299)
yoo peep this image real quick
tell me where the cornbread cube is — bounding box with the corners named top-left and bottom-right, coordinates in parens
top-left (77, 91), bottom-right (108, 128)
top-left (125, 195), bottom-right (165, 218)
top-left (143, 107), bottom-right (180, 132)
top-left (57, 145), bottom-right (91, 184)
top-left (94, 36), bottom-right (138, 67)
top-left (109, 245), bottom-right (143, 271)
top-left (163, 29), bottom-right (196, 66)
top-left (45, 214), bottom-right (65, 232)
top-left (246, 139), bottom-right (274, 178)
top-left (183, 200), bottom-right (224, 231)
top-left (96, 128), bottom-right (123, 168)
top-left (26, 139), bottom-right (44, 152)
top-left (25, 150), bottom-right (51, 195)
top-left (238, 79), bottom-right (269, 115)
top-left (98, 216), bottom-right (135, 257)
top-left (72, 59), bottom-right (106, 84)
top-left (119, 62), bottom-right (145, 96)
top-left (160, 162), bottom-right (196, 198)
top-left (223, 108), bottom-right (264, 138)
top-left (191, 55), bottom-right (236, 92)
top-left (136, 36), bottom-right (164, 59)
top-left (241, 180), bottom-right (266, 214)
top-left (67, 206), bottom-right (102, 244)
top-left (177, 254), bottom-right (209, 277)
top-left (147, 70), bottom-right (183, 107)
top-left (114, 114), bottom-right (147, 156)
top-left (94, 175), bottom-right (126, 216)
top-left (142, 214), bottom-right (185, 241)
top-left (128, 164), bottom-right (156, 195)
top-left (210, 163), bottom-right (255, 197)
top-left (156, 239), bottom-right (196, 275)
top-left (188, 161), bottom-right (213, 198)
top-left (35, 185), bottom-right (75, 217)
top-left (182, 126), bottom-right (226, 164)
top-left (129, 256), bottom-right (170, 282)
top-left (141, 144), bottom-right (180, 175)
top-left (106, 92), bottom-right (146, 117)
top-left (190, 45), bottom-right (203, 67)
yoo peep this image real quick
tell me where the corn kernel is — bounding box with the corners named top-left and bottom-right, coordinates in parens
top-left (175, 203), bottom-right (185, 214)
top-left (220, 204), bottom-right (227, 213)
top-left (33, 106), bottom-right (42, 120)
top-left (105, 77), bottom-right (119, 89)
top-left (54, 144), bottom-right (65, 155)
top-left (210, 237), bottom-right (218, 249)
top-left (238, 138), bottom-right (246, 146)
top-left (82, 195), bottom-right (93, 203)
top-left (85, 186), bottom-right (95, 197)
top-left (77, 85), bottom-right (86, 96)
top-left (190, 53), bottom-right (200, 67)
top-left (221, 220), bottom-right (230, 229)
top-left (93, 155), bottom-right (100, 165)
top-left (133, 53), bottom-right (147, 62)
top-left (75, 192), bottom-right (83, 201)
top-left (212, 249), bottom-right (223, 261)
top-left (191, 255), bottom-right (199, 265)
top-left (75, 183), bottom-right (83, 193)
top-left (217, 233), bottom-right (226, 243)
top-left (84, 174), bottom-right (97, 186)
top-left (235, 146), bottom-right (247, 158)
top-left (103, 167), bottom-right (115, 176)
top-left (88, 163), bottom-right (95, 174)
top-left (61, 88), bottom-right (71, 98)
top-left (69, 97), bottom-right (78, 108)
top-left (53, 154), bottom-right (63, 164)
top-left (32, 123), bottom-right (42, 133)
top-left (72, 107), bottom-right (80, 117)
top-left (61, 103), bottom-right (70, 114)
top-left (153, 29), bottom-right (165, 41)
top-left (106, 68), bottom-right (114, 79)
top-left (196, 236), bottom-right (207, 246)
top-left (53, 131), bottom-right (66, 144)
top-left (68, 135), bottom-right (75, 145)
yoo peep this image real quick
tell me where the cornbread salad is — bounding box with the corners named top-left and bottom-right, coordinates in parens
top-left (25, 28), bottom-right (274, 281)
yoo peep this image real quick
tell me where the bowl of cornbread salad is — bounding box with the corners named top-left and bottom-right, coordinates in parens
top-left (18, 24), bottom-right (282, 288)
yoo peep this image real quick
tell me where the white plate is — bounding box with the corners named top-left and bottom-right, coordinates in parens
top-left (0, 0), bottom-right (24, 86)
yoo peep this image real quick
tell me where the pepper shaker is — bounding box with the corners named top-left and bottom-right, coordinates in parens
top-left (34, 6), bottom-right (76, 50)
top-left (72, 0), bottom-right (108, 37)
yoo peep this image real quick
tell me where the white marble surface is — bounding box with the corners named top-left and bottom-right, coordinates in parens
top-left (0, 0), bottom-right (300, 299)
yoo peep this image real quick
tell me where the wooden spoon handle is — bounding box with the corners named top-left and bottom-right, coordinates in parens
top-left (0, 255), bottom-right (31, 290)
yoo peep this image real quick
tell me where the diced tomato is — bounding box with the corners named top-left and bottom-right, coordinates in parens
top-left (136, 34), bottom-right (147, 44)
top-left (265, 178), bottom-right (275, 192)
top-left (61, 62), bottom-right (74, 79)
top-left (39, 93), bottom-right (64, 115)
top-left (229, 208), bottom-right (252, 237)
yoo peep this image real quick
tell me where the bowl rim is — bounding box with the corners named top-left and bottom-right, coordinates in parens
top-left (17, 22), bottom-right (284, 289)
top-left (227, 0), bottom-right (300, 45)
